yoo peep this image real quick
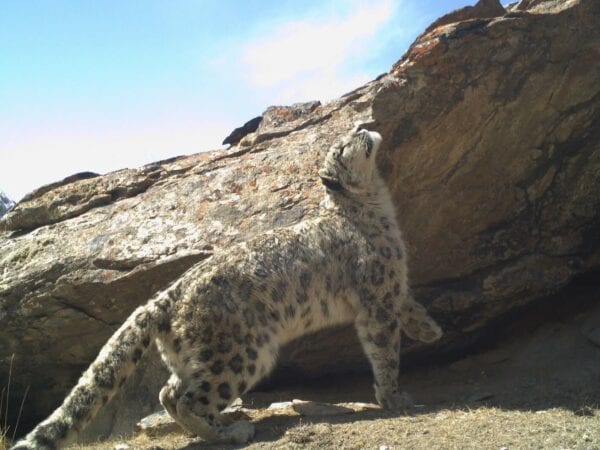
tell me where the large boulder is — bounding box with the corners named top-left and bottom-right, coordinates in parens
top-left (1, 0), bottom-right (598, 439)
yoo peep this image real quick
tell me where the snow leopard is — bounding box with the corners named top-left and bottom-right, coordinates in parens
top-left (11, 125), bottom-right (442, 449)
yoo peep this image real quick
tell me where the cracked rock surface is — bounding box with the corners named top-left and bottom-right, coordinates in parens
top-left (1, 0), bottom-right (598, 439)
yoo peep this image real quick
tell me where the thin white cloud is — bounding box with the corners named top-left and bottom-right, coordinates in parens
top-left (0, 116), bottom-right (231, 201)
top-left (237, 0), bottom-right (396, 103)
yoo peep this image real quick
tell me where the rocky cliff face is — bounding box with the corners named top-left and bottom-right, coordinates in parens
top-left (1, 0), bottom-right (598, 439)
top-left (0, 191), bottom-right (14, 218)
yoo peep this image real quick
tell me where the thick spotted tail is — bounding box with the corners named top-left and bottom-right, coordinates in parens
top-left (10, 292), bottom-right (174, 450)
top-left (400, 297), bottom-right (443, 343)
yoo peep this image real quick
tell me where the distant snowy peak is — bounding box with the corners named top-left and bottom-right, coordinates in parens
top-left (0, 191), bottom-right (15, 218)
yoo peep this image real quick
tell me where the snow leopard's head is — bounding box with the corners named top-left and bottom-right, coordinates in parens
top-left (319, 125), bottom-right (382, 196)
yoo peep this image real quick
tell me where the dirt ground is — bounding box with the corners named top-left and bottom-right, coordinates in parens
top-left (64, 279), bottom-right (600, 450)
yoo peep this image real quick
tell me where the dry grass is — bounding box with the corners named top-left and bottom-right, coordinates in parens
top-left (276, 406), bottom-right (600, 450)
top-left (1, 355), bottom-right (28, 450)
top-left (68, 404), bottom-right (600, 450)
top-left (0, 383), bottom-right (10, 450)
top-left (1, 358), bottom-right (11, 450)
top-left (0, 429), bottom-right (7, 450)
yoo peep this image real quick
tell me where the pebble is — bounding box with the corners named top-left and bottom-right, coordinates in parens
top-left (268, 401), bottom-right (294, 410)
top-left (267, 399), bottom-right (376, 416)
top-left (135, 410), bottom-right (180, 437)
top-left (223, 397), bottom-right (244, 413)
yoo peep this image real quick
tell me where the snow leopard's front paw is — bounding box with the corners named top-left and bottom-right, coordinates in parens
top-left (375, 386), bottom-right (413, 411)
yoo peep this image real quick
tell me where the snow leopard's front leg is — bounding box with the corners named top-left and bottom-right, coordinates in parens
top-left (354, 310), bottom-right (413, 410)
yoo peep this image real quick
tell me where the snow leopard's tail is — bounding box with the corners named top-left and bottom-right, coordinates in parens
top-left (400, 297), bottom-right (443, 343)
top-left (10, 289), bottom-right (177, 450)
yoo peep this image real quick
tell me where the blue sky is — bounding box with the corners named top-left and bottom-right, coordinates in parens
top-left (0, 0), bottom-right (474, 201)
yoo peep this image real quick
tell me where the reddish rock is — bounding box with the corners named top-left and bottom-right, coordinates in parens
top-left (425, 0), bottom-right (506, 34)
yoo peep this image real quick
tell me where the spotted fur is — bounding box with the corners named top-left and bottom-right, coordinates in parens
top-left (11, 126), bottom-right (442, 449)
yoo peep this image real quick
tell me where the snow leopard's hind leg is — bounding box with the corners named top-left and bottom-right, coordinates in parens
top-left (159, 372), bottom-right (255, 444)
top-left (159, 374), bottom-right (189, 431)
